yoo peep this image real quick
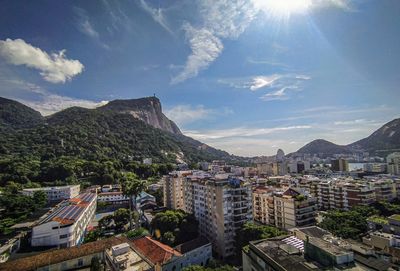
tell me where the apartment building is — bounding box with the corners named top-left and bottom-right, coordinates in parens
top-left (387, 152), bottom-right (400, 175)
top-left (368, 178), bottom-right (397, 201)
top-left (331, 158), bottom-right (349, 172)
top-left (184, 173), bottom-right (252, 259)
top-left (31, 193), bottom-right (97, 248)
top-left (22, 185), bottom-right (80, 202)
top-left (253, 187), bottom-right (317, 230)
top-left (163, 171), bottom-right (192, 210)
top-left (297, 177), bottom-right (377, 211)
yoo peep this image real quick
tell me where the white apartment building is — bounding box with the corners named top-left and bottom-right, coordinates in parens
top-left (31, 193), bottom-right (97, 248)
top-left (183, 173), bottom-right (252, 259)
top-left (253, 187), bottom-right (317, 230)
top-left (22, 185), bottom-right (80, 202)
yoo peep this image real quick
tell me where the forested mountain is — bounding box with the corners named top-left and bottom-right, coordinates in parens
top-left (0, 96), bottom-right (232, 163)
top-left (295, 139), bottom-right (352, 156)
top-left (0, 97), bottom-right (43, 128)
top-left (292, 118), bottom-right (400, 157)
top-left (349, 118), bottom-right (400, 155)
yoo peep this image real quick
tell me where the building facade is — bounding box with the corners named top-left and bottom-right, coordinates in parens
top-left (253, 188), bottom-right (317, 230)
top-left (22, 185), bottom-right (80, 202)
top-left (387, 153), bottom-right (400, 175)
top-left (31, 193), bottom-right (97, 248)
top-left (163, 171), bottom-right (192, 210)
top-left (184, 174), bottom-right (253, 259)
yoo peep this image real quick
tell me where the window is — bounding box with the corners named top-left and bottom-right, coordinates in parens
top-left (78, 258), bottom-right (83, 267)
top-left (60, 234), bottom-right (68, 239)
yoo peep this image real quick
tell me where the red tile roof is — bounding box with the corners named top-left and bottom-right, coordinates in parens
top-left (0, 237), bottom-right (128, 271)
top-left (132, 236), bottom-right (182, 265)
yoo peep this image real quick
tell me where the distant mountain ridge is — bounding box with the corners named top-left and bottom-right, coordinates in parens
top-left (0, 96), bottom-right (234, 163)
top-left (292, 118), bottom-right (400, 157)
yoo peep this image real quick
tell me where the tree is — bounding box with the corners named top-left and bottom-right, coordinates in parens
top-left (98, 215), bottom-right (114, 230)
top-left (151, 210), bottom-right (198, 246)
top-left (236, 222), bottom-right (285, 254)
top-left (121, 173), bottom-right (147, 230)
top-left (113, 208), bottom-right (132, 229)
top-left (126, 227), bottom-right (150, 239)
top-left (162, 231), bottom-right (176, 246)
top-left (318, 205), bottom-right (378, 239)
top-left (33, 190), bottom-right (48, 208)
top-left (84, 230), bottom-right (100, 243)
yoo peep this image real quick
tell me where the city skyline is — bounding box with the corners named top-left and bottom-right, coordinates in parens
top-left (0, 0), bottom-right (400, 156)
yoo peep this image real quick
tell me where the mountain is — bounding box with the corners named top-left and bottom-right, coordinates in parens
top-left (0, 97), bottom-right (43, 128)
top-left (99, 97), bottom-right (182, 135)
top-left (293, 118), bottom-right (400, 157)
top-left (349, 118), bottom-right (400, 155)
top-left (0, 96), bottom-right (232, 163)
top-left (296, 139), bottom-right (352, 156)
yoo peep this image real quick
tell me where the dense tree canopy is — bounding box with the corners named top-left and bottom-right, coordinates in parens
top-left (151, 210), bottom-right (198, 246)
top-left (319, 206), bottom-right (379, 239)
top-left (236, 222), bottom-right (285, 253)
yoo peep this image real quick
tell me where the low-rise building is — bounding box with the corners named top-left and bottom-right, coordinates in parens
top-left (31, 193), bottom-right (97, 248)
top-left (22, 185), bottom-right (80, 202)
top-left (0, 236), bottom-right (127, 271)
top-left (98, 192), bottom-right (129, 205)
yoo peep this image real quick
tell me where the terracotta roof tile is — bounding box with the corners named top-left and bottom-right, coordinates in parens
top-left (0, 237), bottom-right (128, 271)
top-left (131, 236), bottom-right (182, 265)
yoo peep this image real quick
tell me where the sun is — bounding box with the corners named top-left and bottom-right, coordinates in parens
top-left (253, 0), bottom-right (312, 16)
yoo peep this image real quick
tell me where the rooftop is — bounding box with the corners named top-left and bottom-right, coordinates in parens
top-left (292, 226), bottom-right (331, 239)
top-left (39, 193), bottom-right (96, 225)
top-left (131, 236), bottom-right (182, 265)
top-left (0, 237), bottom-right (127, 271)
top-left (251, 237), bottom-right (316, 271)
top-left (22, 185), bottom-right (79, 192)
top-left (174, 237), bottom-right (210, 254)
top-left (106, 243), bottom-right (152, 271)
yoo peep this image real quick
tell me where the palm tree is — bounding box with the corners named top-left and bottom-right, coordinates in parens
top-left (122, 173), bottom-right (147, 230)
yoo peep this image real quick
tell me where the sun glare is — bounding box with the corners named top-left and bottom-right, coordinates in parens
top-left (254, 0), bottom-right (312, 16)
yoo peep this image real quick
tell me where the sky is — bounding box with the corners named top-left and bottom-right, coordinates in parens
top-left (0, 0), bottom-right (399, 157)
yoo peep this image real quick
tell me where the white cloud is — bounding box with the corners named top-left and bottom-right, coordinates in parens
top-left (80, 19), bottom-right (99, 38)
top-left (139, 0), bottom-right (173, 34)
top-left (250, 75), bottom-right (281, 91)
top-left (171, 0), bottom-right (258, 84)
top-left (165, 104), bottom-right (214, 126)
top-left (260, 86), bottom-right (298, 101)
top-left (199, 0), bottom-right (258, 39)
top-left (0, 38), bottom-right (84, 83)
top-left (218, 73), bottom-right (310, 101)
top-left (22, 94), bottom-right (108, 116)
top-left (0, 78), bottom-right (107, 115)
top-left (171, 24), bottom-right (223, 84)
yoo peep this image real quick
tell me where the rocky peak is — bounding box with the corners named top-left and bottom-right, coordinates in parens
top-left (99, 96), bottom-right (182, 135)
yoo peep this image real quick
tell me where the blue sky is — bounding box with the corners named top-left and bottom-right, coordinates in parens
top-left (0, 0), bottom-right (399, 156)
